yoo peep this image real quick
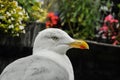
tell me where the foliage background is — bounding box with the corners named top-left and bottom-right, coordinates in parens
top-left (58, 0), bottom-right (111, 39)
top-left (16, 0), bottom-right (48, 22)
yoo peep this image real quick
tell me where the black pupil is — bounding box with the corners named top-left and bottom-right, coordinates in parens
top-left (51, 36), bottom-right (59, 40)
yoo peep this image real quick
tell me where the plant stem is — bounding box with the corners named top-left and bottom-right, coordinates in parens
top-left (68, 21), bottom-right (74, 36)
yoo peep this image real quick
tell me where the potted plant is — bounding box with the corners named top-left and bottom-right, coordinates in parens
top-left (0, 0), bottom-right (29, 46)
top-left (0, 0), bottom-right (49, 46)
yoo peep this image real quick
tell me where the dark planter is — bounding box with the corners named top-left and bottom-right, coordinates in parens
top-left (0, 22), bottom-right (45, 47)
top-left (23, 22), bottom-right (45, 47)
top-left (67, 40), bottom-right (120, 80)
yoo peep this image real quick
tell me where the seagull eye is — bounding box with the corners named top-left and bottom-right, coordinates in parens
top-left (51, 36), bottom-right (59, 41)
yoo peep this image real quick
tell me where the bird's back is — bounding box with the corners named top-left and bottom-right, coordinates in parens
top-left (0, 55), bottom-right (69, 80)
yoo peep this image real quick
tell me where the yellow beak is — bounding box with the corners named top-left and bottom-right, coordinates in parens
top-left (69, 40), bottom-right (89, 49)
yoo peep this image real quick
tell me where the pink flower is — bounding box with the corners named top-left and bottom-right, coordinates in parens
top-left (104, 14), bottom-right (113, 22)
top-left (104, 14), bottom-right (118, 23)
top-left (113, 40), bottom-right (119, 45)
top-left (110, 19), bottom-right (118, 23)
top-left (100, 24), bottom-right (108, 32)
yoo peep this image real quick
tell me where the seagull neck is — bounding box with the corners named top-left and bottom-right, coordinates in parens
top-left (33, 47), bottom-right (67, 55)
top-left (33, 49), bottom-right (74, 80)
top-left (33, 49), bottom-right (64, 56)
top-left (33, 50), bottom-right (69, 66)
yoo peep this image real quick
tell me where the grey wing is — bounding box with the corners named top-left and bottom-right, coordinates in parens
top-left (0, 56), bottom-right (33, 80)
top-left (23, 56), bottom-right (69, 80)
top-left (0, 56), bottom-right (69, 80)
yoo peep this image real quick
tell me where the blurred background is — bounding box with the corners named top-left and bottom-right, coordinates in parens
top-left (0, 0), bottom-right (120, 80)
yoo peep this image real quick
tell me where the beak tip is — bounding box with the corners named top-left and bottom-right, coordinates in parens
top-left (69, 40), bottom-right (89, 50)
top-left (86, 47), bottom-right (89, 50)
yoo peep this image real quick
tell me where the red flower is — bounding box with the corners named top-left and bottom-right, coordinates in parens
top-left (45, 12), bottom-right (61, 28)
top-left (46, 21), bottom-right (51, 27)
top-left (46, 21), bottom-right (53, 28)
top-left (47, 12), bottom-right (55, 18)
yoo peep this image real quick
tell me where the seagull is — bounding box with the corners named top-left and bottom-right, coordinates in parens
top-left (0, 28), bottom-right (89, 80)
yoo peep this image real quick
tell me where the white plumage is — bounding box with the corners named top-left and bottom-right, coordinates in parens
top-left (0, 28), bottom-right (89, 80)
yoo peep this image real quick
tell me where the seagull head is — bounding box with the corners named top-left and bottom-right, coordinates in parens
top-left (33, 28), bottom-right (89, 54)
